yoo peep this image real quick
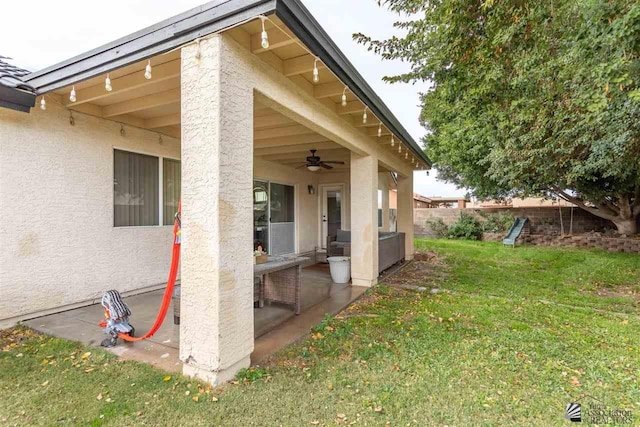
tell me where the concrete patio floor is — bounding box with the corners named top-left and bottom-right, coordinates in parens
top-left (25, 264), bottom-right (367, 372)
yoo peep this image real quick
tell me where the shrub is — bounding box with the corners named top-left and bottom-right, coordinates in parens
top-left (426, 218), bottom-right (449, 238)
top-left (447, 213), bottom-right (483, 240)
top-left (480, 212), bottom-right (514, 233)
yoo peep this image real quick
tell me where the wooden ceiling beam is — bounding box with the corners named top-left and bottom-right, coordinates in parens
top-left (283, 54), bottom-right (325, 77)
top-left (254, 113), bottom-right (296, 130)
top-left (337, 100), bottom-right (366, 115)
top-left (252, 29), bottom-right (297, 53)
top-left (255, 141), bottom-right (339, 156)
top-left (145, 113), bottom-right (181, 129)
top-left (254, 133), bottom-right (332, 149)
top-left (103, 88), bottom-right (180, 117)
top-left (64, 59), bottom-right (180, 107)
top-left (254, 124), bottom-right (317, 140)
top-left (313, 81), bottom-right (344, 99)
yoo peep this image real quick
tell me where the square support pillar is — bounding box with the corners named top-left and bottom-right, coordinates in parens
top-left (378, 173), bottom-right (390, 232)
top-left (397, 173), bottom-right (415, 260)
top-left (350, 152), bottom-right (378, 286)
top-left (179, 35), bottom-right (254, 385)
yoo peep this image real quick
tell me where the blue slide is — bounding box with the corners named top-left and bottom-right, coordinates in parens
top-left (503, 217), bottom-right (528, 247)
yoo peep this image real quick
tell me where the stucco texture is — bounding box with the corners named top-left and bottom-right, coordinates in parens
top-left (0, 102), bottom-right (180, 327)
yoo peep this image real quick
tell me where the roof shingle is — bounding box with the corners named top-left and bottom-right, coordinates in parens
top-left (0, 56), bottom-right (35, 93)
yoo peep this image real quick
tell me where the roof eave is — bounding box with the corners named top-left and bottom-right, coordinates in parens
top-left (0, 85), bottom-right (36, 113)
top-left (275, 0), bottom-right (430, 166)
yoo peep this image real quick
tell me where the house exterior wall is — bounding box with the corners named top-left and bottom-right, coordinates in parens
top-left (0, 102), bottom-right (180, 327)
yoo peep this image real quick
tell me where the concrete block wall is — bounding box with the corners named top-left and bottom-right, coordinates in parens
top-left (415, 206), bottom-right (615, 238)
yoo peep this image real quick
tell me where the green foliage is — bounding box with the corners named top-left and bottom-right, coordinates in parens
top-left (355, 0), bottom-right (640, 233)
top-left (426, 217), bottom-right (449, 237)
top-left (447, 213), bottom-right (483, 240)
top-left (479, 212), bottom-right (514, 233)
top-left (236, 367), bottom-right (270, 383)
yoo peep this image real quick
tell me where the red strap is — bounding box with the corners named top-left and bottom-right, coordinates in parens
top-left (119, 201), bottom-right (181, 342)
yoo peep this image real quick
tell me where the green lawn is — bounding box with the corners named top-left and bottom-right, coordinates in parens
top-left (1, 240), bottom-right (639, 426)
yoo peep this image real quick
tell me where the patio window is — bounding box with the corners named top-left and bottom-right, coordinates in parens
top-left (113, 149), bottom-right (180, 227)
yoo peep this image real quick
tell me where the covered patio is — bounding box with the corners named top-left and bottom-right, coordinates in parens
top-left (26, 264), bottom-right (367, 372)
top-left (16, 0), bottom-right (429, 384)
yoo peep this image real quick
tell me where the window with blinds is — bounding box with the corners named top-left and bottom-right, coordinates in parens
top-left (113, 149), bottom-right (181, 227)
top-left (163, 158), bottom-right (181, 225)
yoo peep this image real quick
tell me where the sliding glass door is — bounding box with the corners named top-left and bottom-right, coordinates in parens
top-left (253, 180), bottom-right (295, 255)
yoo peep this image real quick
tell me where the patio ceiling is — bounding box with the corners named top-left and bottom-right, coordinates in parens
top-left (44, 11), bottom-right (423, 172)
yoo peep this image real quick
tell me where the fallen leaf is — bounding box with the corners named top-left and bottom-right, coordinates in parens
top-left (41, 381), bottom-right (49, 387)
top-left (163, 376), bottom-right (172, 382)
top-left (569, 376), bottom-right (581, 387)
top-left (192, 396), bottom-right (199, 402)
top-left (338, 413), bottom-right (346, 419)
top-left (374, 406), bottom-right (384, 413)
top-left (81, 352), bottom-right (92, 359)
top-left (97, 393), bottom-right (103, 401)
top-left (212, 396), bottom-right (219, 402)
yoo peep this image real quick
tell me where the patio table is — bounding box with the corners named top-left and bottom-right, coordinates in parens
top-left (254, 256), bottom-right (309, 315)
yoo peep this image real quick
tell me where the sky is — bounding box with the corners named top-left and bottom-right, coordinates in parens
top-left (0, 0), bottom-right (466, 197)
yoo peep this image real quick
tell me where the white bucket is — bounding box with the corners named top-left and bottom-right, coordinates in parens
top-left (327, 256), bottom-right (351, 284)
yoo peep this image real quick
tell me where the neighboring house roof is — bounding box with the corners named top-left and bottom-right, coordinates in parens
top-left (0, 56), bottom-right (36, 112)
top-left (414, 193), bottom-right (432, 203)
top-left (21, 0), bottom-right (430, 166)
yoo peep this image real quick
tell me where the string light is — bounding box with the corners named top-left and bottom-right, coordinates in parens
top-left (341, 86), bottom-right (348, 107)
top-left (313, 58), bottom-right (320, 83)
top-left (69, 86), bottom-right (77, 103)
top-left (398, 145), bottom-right (402, 154)
top-left (362, 107), bottom-right (368, 124)
top-left (105, 74), bottom-right (112, 92)
top-left (144, 60), bottom-right (152, 80)
top-left (377, 123), bottom-right (382, 137)
top-left (405, 151), bottom-right (408, 159)
top-left (260, 16), bottom-right (269, 49)
top-left (40, 97), bottom-right (46, 110)
top-left (391, 135), bottom-right (395, 147)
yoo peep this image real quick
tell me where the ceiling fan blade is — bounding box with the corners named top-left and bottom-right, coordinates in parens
top-left (320, 163), bottom-right (333, 170)
top-left (322, 161), bottom-right (345, 165)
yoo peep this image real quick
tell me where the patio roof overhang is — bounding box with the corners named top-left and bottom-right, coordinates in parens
top-left (22, 0), bottom-right (430, 167)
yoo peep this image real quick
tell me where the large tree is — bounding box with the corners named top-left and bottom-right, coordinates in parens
top-left (356, 0), bottom-right (640, 234)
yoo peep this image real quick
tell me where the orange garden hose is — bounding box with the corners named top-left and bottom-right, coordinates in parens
top-left (118, 201), bottom-right (181, 342)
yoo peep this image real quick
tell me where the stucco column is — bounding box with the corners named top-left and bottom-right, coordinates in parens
top-left (179, 35), bottom-right (254, 385)
top-left (378, 173), bottom-right (390, 232)
top-left (397, 173), bottom-right (414, 260)
top-left (350, 152), bottom-right (378, 286)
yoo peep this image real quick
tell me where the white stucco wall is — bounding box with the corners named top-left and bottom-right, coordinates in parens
top-left (0, 102), bottom-right (180, 327)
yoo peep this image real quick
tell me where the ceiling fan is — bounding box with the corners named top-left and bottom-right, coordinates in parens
top-left (296, 149), bottom-right (345, 172)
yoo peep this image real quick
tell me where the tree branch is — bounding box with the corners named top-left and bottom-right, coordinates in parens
top-left (551, 186), bottom-right (618, 221)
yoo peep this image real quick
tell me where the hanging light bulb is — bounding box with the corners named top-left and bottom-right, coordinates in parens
top-left (398, 145), bottom-right (402, 154)
top-left (105, 74), bottom-right (112, 92)
top-left (260, 16), bottom-right (269, 49)
top-left (391, 135), bottom-right (395, 147)
top-left (40, 97), bottom-right (46, 111)
top-left (144, 60), bottom-right (152, 80)
top-left (313, 58), bottom-right (320, 83)
top-left (341, 87), bottom-right (348, 107)
top-left (377, 123), bottom-right (382, 138)
top-left (405, 151), bottom-right (408, 159)
top-left (362, 107), bottom-right (368, 124)
top-left (69, 86), bottom-right (77, 103)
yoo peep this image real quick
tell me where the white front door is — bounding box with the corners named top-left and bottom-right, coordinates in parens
top-left (320, 185), bottom-right (343, 250)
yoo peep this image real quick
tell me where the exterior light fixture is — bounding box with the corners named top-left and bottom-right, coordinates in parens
top-left (391, 135), bottom-right (395, 147)
top-left (398, 144), bottom-right (402, 154)
top-left (313, 58), bottom-right (320, 83)
top-left (405, 151), bottom-right (408, 159)
top-left (40, 97), bottom-right (46, 110)
top-left (341, 87), bottom-right (348, 107)
top-left (69, 86), bottom-right (77, 103)
top-left (105, 74), bottom-right (112, 92)
top-left (144, 60), bottom-right (152, 80)
top-left (307, 165), bottom-right (320, 172)
top-left (378, 123), bottom-right (382, 137)
top-left (362, 107), bottom-right (368, 124)
top-left (260, 17), bottom-right (269, 49)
